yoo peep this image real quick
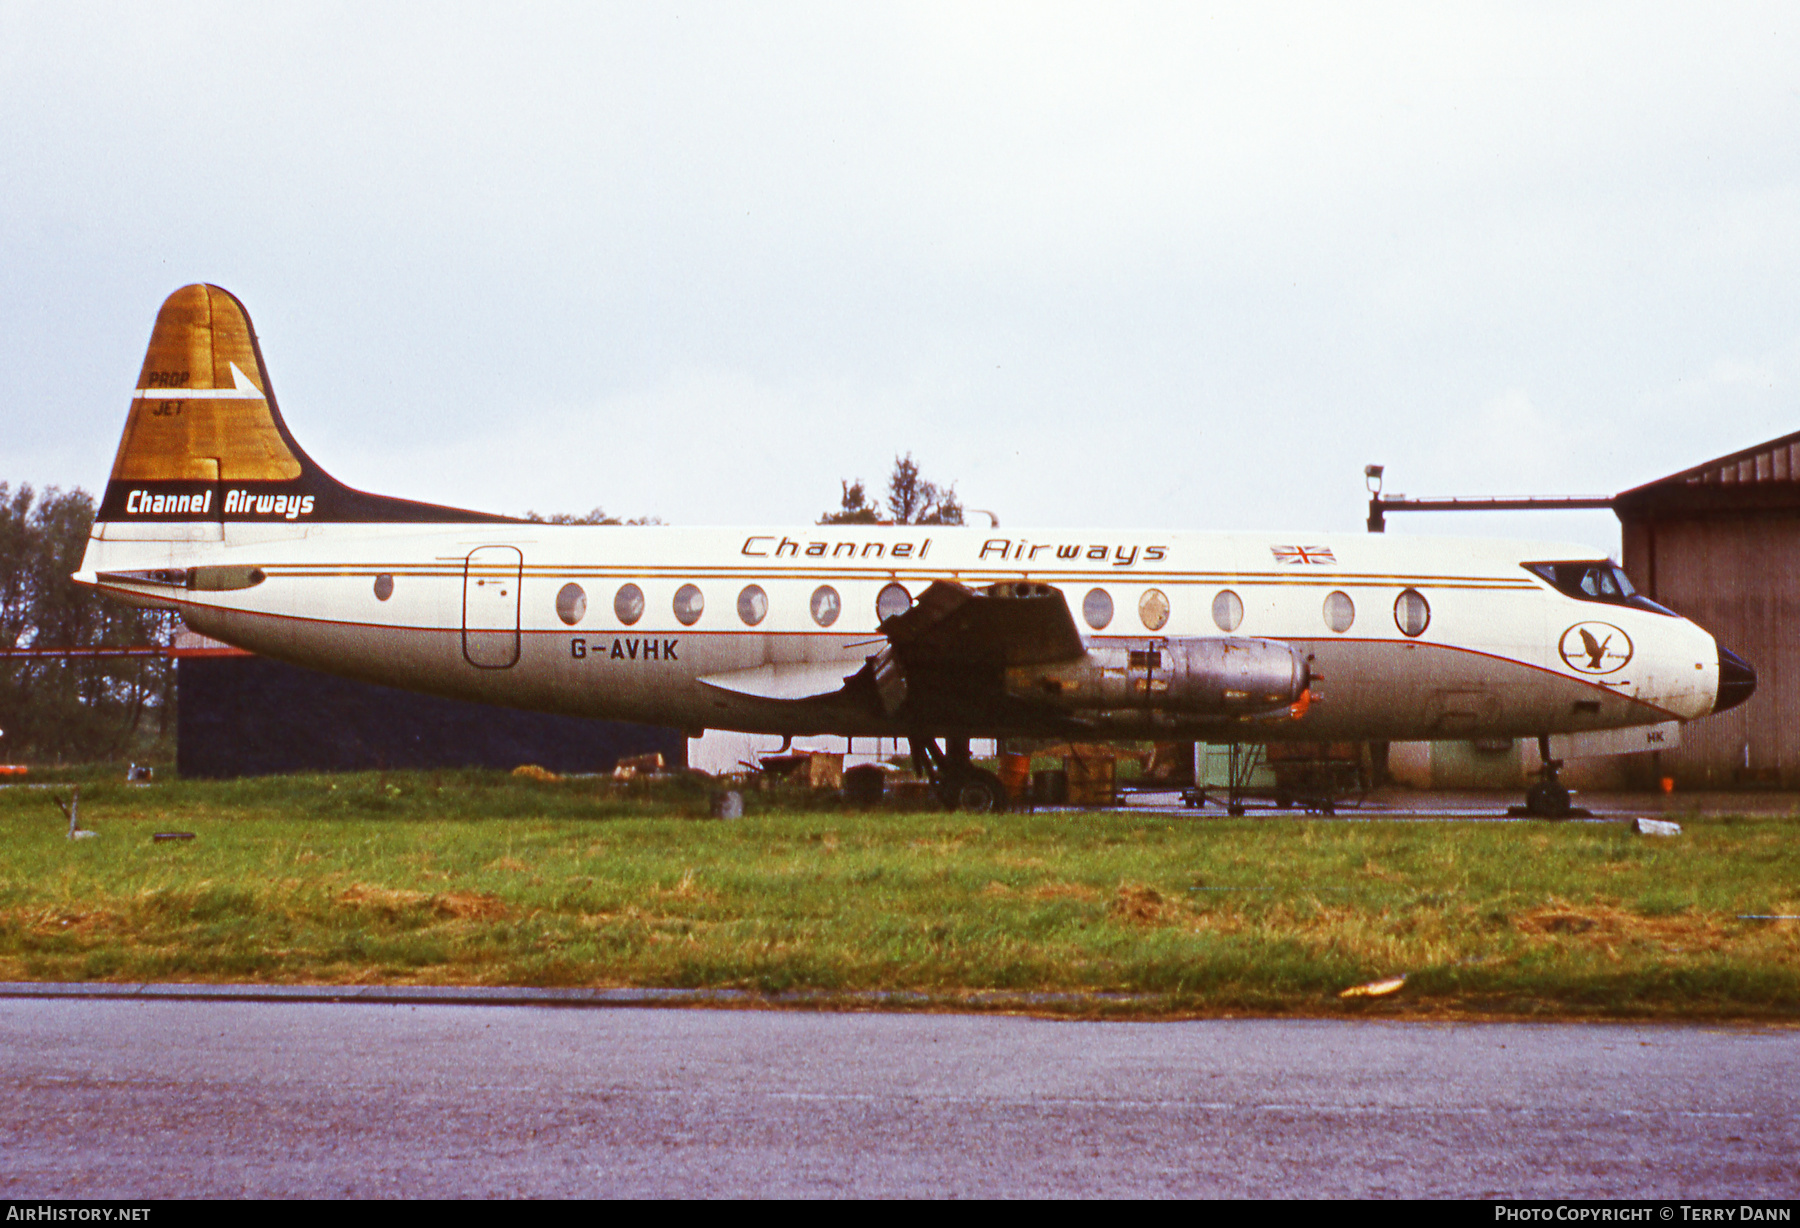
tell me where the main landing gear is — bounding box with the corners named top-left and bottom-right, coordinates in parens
top-left (910, 735), bottom-right (1008, 813)
top-left (1509, 734), bottom-right (1593, 819)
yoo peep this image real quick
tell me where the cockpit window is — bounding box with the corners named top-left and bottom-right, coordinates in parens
top-left (1524, 562), bottom-right (1678, 617)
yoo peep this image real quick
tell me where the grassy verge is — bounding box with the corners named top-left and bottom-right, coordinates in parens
top-left (1, 771), bottom-right (1796, 1019)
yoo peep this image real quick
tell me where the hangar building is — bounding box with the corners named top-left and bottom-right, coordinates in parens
top-left (1616, 430), bottom-right (1800, 788)
top-left (176, 642), bottom-right (684, 779)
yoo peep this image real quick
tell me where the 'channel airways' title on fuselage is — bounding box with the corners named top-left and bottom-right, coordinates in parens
top-left (76, 285), bottom-right (1756, 810)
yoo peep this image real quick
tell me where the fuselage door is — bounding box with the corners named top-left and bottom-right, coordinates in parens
top-left (463, 545), bottom-right (522, 669)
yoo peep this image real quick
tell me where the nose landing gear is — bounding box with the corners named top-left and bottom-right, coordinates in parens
top-left (1508, 734), bottom-right (1593, 818)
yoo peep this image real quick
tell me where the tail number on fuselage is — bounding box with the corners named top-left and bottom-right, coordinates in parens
top-left (571, 637), bottom-right (680, 662)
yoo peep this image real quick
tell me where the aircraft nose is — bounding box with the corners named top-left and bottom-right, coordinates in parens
top-left (1715, 645), bottom-right (1757, 714)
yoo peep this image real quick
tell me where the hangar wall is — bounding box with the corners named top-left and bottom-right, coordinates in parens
top-left (1616, 431), bottom-right (1800, 787)
top-left (178, 655), bottom-right (686, 779)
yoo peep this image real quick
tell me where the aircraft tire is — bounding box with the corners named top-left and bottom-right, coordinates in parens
top-left (949, 769), bottom-right (1008, 813)
top-left (1525, 780), bottom-right (1572, 818)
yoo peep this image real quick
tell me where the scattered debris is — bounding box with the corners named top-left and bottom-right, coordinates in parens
top-left (711, 790), bottom-right (744, 820)
top-left (844, 763), bottom-right (888, 805)
top-left (152, 832), bottom-right (196, 842)
top-left (615, 752), bottom-right (666, 782)
top-left (511, 764), bottom-right (562, 782)
top-left (51, 788), bottom-right (97, 839)
top-left (1339, 974), bottom-right (1407, 998)
top-left (756, 751), bottom-right (842, 789)
top-left (126, 763), bottom-right (154, 782)
top-left (1737, 914), bottom-right (1800, 921)
top-left (1632, 817), bottom-right (1682, 837)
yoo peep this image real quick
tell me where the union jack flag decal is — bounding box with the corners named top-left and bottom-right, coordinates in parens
top-left (1272, 544), bottom-right (1337, 565)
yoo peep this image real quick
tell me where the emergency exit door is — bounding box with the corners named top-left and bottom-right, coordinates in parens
top-left (463, 545), bottom-right (522, 668)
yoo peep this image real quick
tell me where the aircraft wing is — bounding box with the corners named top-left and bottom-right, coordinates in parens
top-left (693, 583), bottom-right (1085, 717)
top-left (846, 580), bottom-right (1089, 723)
top-left (697, 660), bottom-right (867, 701)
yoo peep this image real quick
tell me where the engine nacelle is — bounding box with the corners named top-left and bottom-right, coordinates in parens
top-left (1004, 637), bottom-right (1309, 716)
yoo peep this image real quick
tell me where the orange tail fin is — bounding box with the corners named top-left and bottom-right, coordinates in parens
top-left (99, 284), bottom-right (503, 526)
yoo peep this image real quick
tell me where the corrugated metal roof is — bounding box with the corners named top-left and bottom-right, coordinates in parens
top-left (1618, 429), bottom-right (1800, 499)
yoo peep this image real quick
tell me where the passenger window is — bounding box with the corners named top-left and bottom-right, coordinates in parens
top-left (614, 583), bottom-right (644, 626)
top-left (373, 573), bottom-right (394, 602)
top-left (811, 585), bottom-right (841, 627)
top-left (1324, 590), bottom-right (1355, 633)
top-left (737, 584), bottom-right (768, 627)
top-left (1212, 589), bottom-right (1242, 632)
top-left (1138, 588), bottom-right (1169, 632)
top-left (673, 584), bottom-right (704, 626)
top-left (1393, 588), bottom-right (1429, 637)
top-left (1082, 588), bottom-right (1113, 630)
top-left (876, 582), bottom-right (911, 623)
top-left (555, 582), bottom-right (587, 626)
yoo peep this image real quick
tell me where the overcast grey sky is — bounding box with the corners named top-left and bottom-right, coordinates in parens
top-left (4, 3), bottom-right (1796, 553)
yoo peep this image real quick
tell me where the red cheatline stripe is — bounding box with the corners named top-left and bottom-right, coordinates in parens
top-left (0, 646), bottom-right (251, 659)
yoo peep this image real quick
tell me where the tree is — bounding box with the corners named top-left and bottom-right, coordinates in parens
top-left (820, 481), bottom-right (882, 525)
top-left (0, 484), bottom-right (176, 764)
top-left (820, 454), bottom-right (965, 526)
top-left (523, 508), bottom-right (663, 525)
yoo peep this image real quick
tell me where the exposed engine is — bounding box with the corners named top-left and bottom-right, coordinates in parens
top-left (1004, 637), bottom-right (1310, 718)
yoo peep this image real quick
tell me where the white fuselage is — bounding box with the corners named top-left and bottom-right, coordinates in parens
top-left (78, 520), bottom-right (1723, 742)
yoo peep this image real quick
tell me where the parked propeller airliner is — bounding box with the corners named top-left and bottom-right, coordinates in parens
top-left (77, 285), bottom-right (1756, 812)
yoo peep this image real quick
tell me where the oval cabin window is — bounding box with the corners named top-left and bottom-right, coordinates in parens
top-left (737, 584), bottom-right (768, 626)
top-left (373, 573), bottom-right (394, 602)
top-left (1138, 588), bottom-right (1170, 632)
top-left (673, 584), bottom-right (705, 627)
top-left (1323, 590), bottom-right (1355, 634)
top-left (876, 582), bottom-right (911, 623)
top-left (1212, 589), bottom-right (1243, 632)
top-left (614, 583), bottom-right (645, 626)
top-left (555, 582), bottom-right (587, 626)
top-left (810, 585), bottom-right (841, 627)
top-left (1394, 588), bottom-right (1430, 637)
top-left (1082, 588), bottom-right (1113, 630)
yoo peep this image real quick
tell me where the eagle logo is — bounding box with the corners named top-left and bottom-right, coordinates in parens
top-left (1559, 622), bottom-right (1632, 675)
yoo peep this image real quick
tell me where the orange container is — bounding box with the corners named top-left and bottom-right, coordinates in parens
top-left (997, 752), bottom-right (1032, 799)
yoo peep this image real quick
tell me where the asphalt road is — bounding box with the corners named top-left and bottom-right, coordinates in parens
top-left (1, 1000), bottom-right (1794, 1198)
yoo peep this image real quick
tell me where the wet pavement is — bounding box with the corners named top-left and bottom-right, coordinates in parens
top-left (1113, 787), bottom-right (1800, 820)
top-left (1, 999), bottom-right (1795, 1198)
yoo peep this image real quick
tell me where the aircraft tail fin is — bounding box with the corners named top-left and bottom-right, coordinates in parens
top-left (98, 284), bottom-right (506, 528)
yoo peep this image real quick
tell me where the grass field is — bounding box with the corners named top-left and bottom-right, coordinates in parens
top-left (1, 769), bottom-right (1796, 1019)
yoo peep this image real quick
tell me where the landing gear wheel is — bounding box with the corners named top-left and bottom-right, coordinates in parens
top-left (1508, 735), bottom-right (1590, 818)
top-left (1524, 779), bottom-right (1571, 818)
top-left (948, 769), bottom-right (1007, 813)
